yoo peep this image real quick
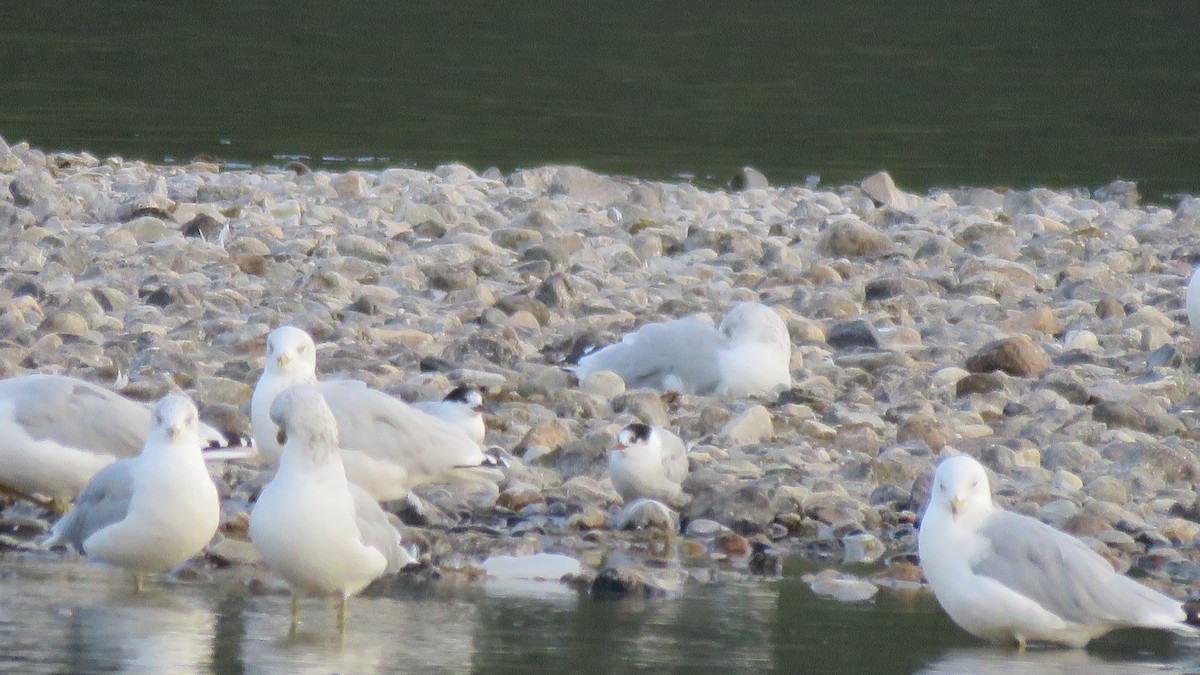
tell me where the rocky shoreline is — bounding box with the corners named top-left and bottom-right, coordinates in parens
top-left (3, 135), bottom-right (1200, 601)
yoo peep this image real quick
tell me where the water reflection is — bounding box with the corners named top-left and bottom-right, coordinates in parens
top-left (919, 647), bottom-right (1180, 675)
top-left (2, 558), bottom-right (1199, 674)
top-left (66, 594), bottom-right (215, 673)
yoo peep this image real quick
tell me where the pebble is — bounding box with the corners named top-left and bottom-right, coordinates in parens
top-left (808, 570), bottom-right (879, 602)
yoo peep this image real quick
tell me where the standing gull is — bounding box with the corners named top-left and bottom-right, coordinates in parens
top-left (608, 423), bottom-right (689, 504)
top-left (571, 302), bottom-right (792, 396)
top-left (918, 455), bottom-right (1198, 648)
top-left (45, 394), bottom-right (221, 591)
top-left (250, 385), bottom-right (414, 633)
top-left (250, 326), bottom-right (501, 501)
top-left (412, 384), bottom-right (489, 445)
top-left (0, 373), bottom-right (237, 508)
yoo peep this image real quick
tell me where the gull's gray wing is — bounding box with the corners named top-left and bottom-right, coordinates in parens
top-left (6, 375), bottom-right (146, 458)
top-left (575, 317), bottom-right (724, 394)
top-left (974, 509), bottom-right (1183, 626)
top-left (47, 459), bottom-right (135, 552)
top-left (318, 380), bottom-right (489, 477)
top-left (349, 482), bottom-right (413, 573)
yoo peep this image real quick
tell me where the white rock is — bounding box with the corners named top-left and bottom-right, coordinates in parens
top-left (719, 405), bottom-right (774, 446)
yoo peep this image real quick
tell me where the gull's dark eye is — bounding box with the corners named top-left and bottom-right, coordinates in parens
top-left (970, 479), bottom-right (979, 489)
top-left (276, 429), bottom-right (287, 445)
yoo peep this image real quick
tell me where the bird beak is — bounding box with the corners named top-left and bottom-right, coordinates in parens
top-left (610, 443), bottom-right (626, 453)
top-left (949, 496), bottom-right (964, 520)
top-left (474, 403), bottom-right (493, 415)
top-left (167, 423), bottom-right (185, 440)
top-left (276, 353), bottom-right (291, 368)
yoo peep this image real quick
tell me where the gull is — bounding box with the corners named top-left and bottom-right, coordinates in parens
top-left (250, 326), bottom-right (502, 501)
top-left (249, 384), bottom-right (414, 633)
top-left (0, 373), bottom-right (240, 508)
top-left (571, 302), bottom-right (791, 396)
top-left (412, 384), bottom-right (488, 445)
top-left (44, 394), bottom-right (221, 592)
top-left (608, 423), bottom-right (688, 504)
top-left (918, 454), bottom-right (1197, 649)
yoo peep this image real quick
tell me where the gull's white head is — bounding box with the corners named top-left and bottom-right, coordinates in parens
top-left (611, 423), bottom-right (656, 457)
top-left (929, 455), bottom-right (994, 523)
top-left (269, 384), bottom-right (340, 460)
top-left (718, 303), bottom-right (791, 353)
top-left (149, 393), bottom-right (201, 446)
top-left (445, 384), bottom-right (486, 413)
top-left (265, 326), bottom-right (317, 378)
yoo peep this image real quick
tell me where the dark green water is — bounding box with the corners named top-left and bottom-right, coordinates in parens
top-left (0, 558), bottom-right (1195, 674)
top-left (2, 2), bottom-right (1198, 197)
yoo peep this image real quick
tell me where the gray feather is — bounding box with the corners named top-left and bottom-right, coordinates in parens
top-left (974, 509), bottom-right (1182, 626)
top-left (575, 317), bottom-right (724, 394)
top-left (48, 460), bottom-right (135, 552)
top-left (349, 482), bottom-right (411, 572)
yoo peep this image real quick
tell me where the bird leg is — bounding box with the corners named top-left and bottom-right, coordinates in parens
top-left (1014, 635), bottom-right (1027, 652)
top-left (133, 572), bottom-right (145, 594)
top-left (290, 593), bottom-right (300, 634)
top-left (337, 596), bottom-right (348, 634)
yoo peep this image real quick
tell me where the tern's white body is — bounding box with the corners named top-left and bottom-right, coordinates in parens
top-left (608, 424), bottom-right (689, 504)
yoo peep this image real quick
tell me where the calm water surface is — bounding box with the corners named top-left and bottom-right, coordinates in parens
top-left (0, 557), bottom-right (1196, 674)
top-left (1, 2), bottom-right (1199, 197)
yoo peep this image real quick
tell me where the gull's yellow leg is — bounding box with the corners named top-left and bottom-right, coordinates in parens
top-left (337, 596), bottom-right (348, 634)
top-left (133, 572), bottom-right (145, 594)
top-left (290, 594), bottom-right (300, 633)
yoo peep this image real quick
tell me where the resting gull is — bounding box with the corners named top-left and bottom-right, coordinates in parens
top-left (250, 327), bottom-right (502, 501)
top-left (249, 384), bottom-right (414, 633)
top-left (571, 302), bottom-right (791, 396)
top-left (918, 454), bottom-right (1197, 649)
top-left (0, 373), bottom-right (240, 507)
top-left (45, 394), bottom-right (221, 591)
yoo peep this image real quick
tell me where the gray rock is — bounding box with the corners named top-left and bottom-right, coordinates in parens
top-left (860, 171), bottom-right (919, 211)
top-left (826, 320), bottom-right (882, 350)
top-left (731, 167), bottom-right (769, 191)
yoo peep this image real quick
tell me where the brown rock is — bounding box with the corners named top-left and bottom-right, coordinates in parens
top-left (715, 531), bottom-right (750, 557)
top-left (237, 255), bottom-right (268, 276)
top-left (516, 419), bottom-right (572, 454)
top-left (566, 506), bottom-right (607, 530)
top-left (497, 486), bottom-right (546, 512)
top-left (39, 311), bottom-right (88, 336)
top-left (965, 335), bottom-right (1048, 377)
top-left (896, 415), bottom-right (953, 451)
top-left (955, 372), bottom-right (1006, 396)
top-left (1060, 513), bottom-right (1110, 537)
top-left (1091, 402), bottom-right (1185, 436)
top-left (1004, 306), bottom-right (1061, 335)
top-left (819, 219), bottom-right (893, 257)
top-left (1095, 297), bottom-right (1125, 320)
